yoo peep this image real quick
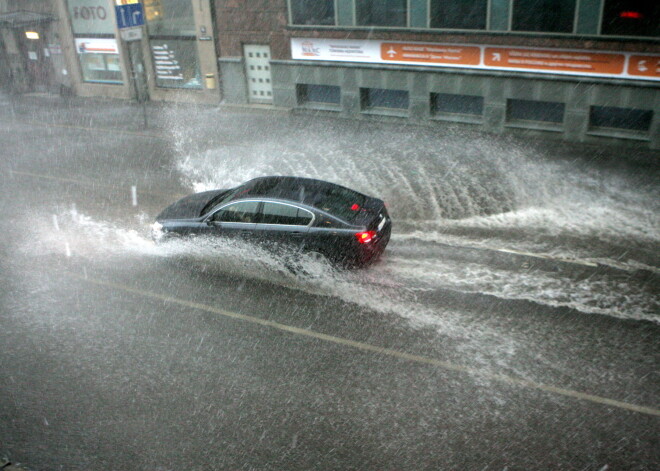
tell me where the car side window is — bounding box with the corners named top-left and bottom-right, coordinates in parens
top-left (210, 201), bottom-right (260, 223)
top-left (261, 202), bottom-right (313, 226)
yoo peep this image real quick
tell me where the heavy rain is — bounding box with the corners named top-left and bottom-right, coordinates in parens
top-left (1, 1), bottom-right (659, 471)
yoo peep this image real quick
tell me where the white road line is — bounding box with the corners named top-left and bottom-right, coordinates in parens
top-left (69, 273), bottom-right (660, 418)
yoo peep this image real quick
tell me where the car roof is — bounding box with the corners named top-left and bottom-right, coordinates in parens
top-left (234, 176), bottom-right (357, 198)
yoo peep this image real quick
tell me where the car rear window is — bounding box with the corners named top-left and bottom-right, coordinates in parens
top-left (302, 185), bottom-right (367, 222)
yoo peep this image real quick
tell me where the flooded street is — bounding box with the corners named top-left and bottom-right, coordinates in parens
top-left (1, 96), bottom-right (658, 470)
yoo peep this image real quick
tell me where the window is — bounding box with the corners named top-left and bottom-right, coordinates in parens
top-left (589, 106), bottom-right (653, 132)
top-left (146, 0), bottom-right (201, 89)
top-left (297, 84), bottom-right (341, 106)
top-left (601, 0), bottom-right (660, 37)
top-left (150, 40), bottom-right (202, 89)
top-left (356, 0), bottom-right (407, 27)
top-left (211, 201), bottom-right (260, 223)
top-left (507, 99), bottom-right (565, 124)
top-left (361, 88), bottom-right (409, 111)
top-left (75, 38), bottom-right (122, 84)
top-left (430, 0), bottom-right (487, 30)
top-left (431, 93), bottom-right (484, 117)
top-left (290, 0), bottom-right (335, 25)
top-left (260, 203), bottom-right (313, 226)
top-left (144, 0), bottom-right (196, 36)
top-left (512, 0), bottom-right (577, 33)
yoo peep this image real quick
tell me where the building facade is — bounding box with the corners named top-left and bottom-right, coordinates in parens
top-left (0, 0), bottom-right (221, 103)
top-left (217, 0), bottom-right (659, 149)
top-left (1, 1), bottom-right (658, 148)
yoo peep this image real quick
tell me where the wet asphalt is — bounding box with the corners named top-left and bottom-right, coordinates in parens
top-left (0, 94), bottom-right (658, 470)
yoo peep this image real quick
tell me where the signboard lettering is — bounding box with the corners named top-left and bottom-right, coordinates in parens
top-left (68, 0), bottom-right (115, 35)
top-left (291, 38), bottom-right (659, 82)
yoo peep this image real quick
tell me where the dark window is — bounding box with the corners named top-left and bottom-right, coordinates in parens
top-left (361, 88), bottom-right (409, 111)
top-left (211, 201), bottom-right (260, 223)
top-left (512, 0), bottom-right (577, 33)
top-left (290, 0), bottom-right (335, 25)
top-left (589, 106), bottom-right (653, 132)
top-left (601, 0), bottom-right (660, 37)
top-left (356, 0), bottom-right (407, 27)
top-left (431, 93), bottom-right (484, 116)
top-left (430, 0), bottom-right (488, 29)
top-left (507, 99), bottom-right (565, 124)
top-left (260, 203), bottom-right (313, 226)
top-left (297, 84), bottom-right (341, 105)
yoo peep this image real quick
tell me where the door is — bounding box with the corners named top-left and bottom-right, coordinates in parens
top-left (243, 44), bottom-right (273, 104)
top-left (127, 40), bottom-right (148, 103)
top-left (203, 200), bottom-right (260, 241)
top-left (254, 202), bottom-right (312, 252)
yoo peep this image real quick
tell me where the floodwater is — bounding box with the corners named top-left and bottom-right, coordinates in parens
top-left (25, 109), bottom-right (659, 326)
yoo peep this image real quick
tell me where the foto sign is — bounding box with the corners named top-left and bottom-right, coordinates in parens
top-left (115, 3), bottom-right (144, 29)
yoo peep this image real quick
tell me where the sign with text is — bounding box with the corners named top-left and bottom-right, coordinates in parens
top-left (381, 43), bottom-right (480, 66)
top-left (484, 48), bottom-right (625, 75)
top-left (75, 38), bottom-right (119, 55)
top-left (68, 0), bottom-right (114, 35)
top-left (151, 43), bottom-right (183, 81)
top-left (628, 55), bottom-right (660, 78)
top-left (291, 38), bottom-right (659, 82)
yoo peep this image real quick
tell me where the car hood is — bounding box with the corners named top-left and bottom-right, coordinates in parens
top-left (156, 190), bottom-right (228, 221)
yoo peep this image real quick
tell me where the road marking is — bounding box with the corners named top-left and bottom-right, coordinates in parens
top-left (70, 273), bottom-right (660, 417)
top-left (10, 169), bottom-right (183, 199)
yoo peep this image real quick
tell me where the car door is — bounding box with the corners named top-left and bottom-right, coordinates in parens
top-left (202, 200), bottom-right (261, 241)
top-left (254, 201), bottom-right (313, 252)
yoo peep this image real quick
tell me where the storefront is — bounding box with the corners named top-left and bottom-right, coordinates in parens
top-left (49, 0), bottom-right (220, 103)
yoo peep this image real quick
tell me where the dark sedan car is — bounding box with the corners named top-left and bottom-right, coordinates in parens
top-left (152, 176), bottom-right (391, 266)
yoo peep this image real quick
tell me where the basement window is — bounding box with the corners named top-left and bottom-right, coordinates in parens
top-left (507, 99), bottom-right (565, 125)
top-left (296, 84), bottom-right (341, 110)
top-left (431, 93), bottom-right (484, 117)
top-left (589, 106), bottom-right (653, 132)
top-left (360, 88), bottom-right (409, 114)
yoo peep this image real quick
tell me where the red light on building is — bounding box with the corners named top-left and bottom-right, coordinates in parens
top-left (619, 11), bottom-right (643, 19)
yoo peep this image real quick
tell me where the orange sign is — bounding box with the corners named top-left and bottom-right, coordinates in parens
top-left (381, 43), bottom-right (480, 66)
top-left (484, 47), bottom-right (625, 75)
top-left (628, 55), bottom-right (660, 78)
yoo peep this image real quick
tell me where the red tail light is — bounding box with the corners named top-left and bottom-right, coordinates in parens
top-left (350, 203), bottom-right (360, 211)
top-left (356, 230), bottom-right (376, 244)
top-left (620, 11), bottom-right (642, 19)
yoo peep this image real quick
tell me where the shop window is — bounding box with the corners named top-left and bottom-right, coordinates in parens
top-left (290, 0), bottom-right (335, 25)
top-left (512, 0), bottom-right (577, 33)
top-left (430, 0), bottom-right (487, 30)
top-left (145, 0), bottom-right (201, 89)
top-left (297, 84), bottom-right (341, 106)
top-left (601, 0), bottom-right (660, 37)
top-left (150, 39), bottom-right (202, 89)
top-left (361, 88), bottom-right (409, 111)
top-left (75, 38), bottom-right (122, 84)
top-left (356, 0), bottom-right (407, 27)
top-left (589, 106), bottom-right (653, 132)
top-left (431, 93), bottom-right (484, 116)
top-left (507, 99), bottom-right (565, 124)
